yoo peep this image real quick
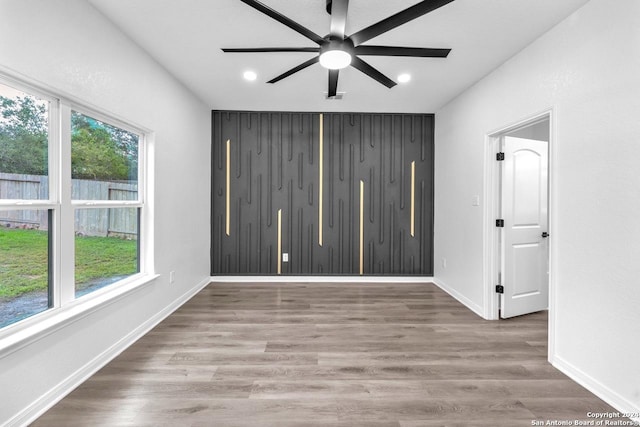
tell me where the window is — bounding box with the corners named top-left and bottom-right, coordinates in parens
top-left (1, 82), bottom-right (52, 328)
top-left (0, 76), bottom-right (149, 332)
top-left (71, 111), bottom-right (139, 199)
top-left (70, 111), bottom-right (142, 297)
top-left (0, 209), bottom-right (51, 328)
top-left (74, 207), bottom-right (139, 297)
top-left (0, 86), bottom-right (49, 199)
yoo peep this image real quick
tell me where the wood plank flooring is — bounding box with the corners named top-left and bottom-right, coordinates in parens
top-left (33, 282), bottom-right (626, 426)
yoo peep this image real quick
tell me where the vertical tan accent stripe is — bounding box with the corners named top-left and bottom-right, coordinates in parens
top-left (318, 114), bottom-right (324, 246)
top-left (359, 180), bottom-right (364, 275)
top-left (226, 139), bottom-right (231, 236)
top-left (277, 209), bottom-right (282, 275)
top-left (411, 161), bottom-right (415, 237)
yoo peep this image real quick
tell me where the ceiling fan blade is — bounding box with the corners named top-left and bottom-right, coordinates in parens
top-left (328, 69), bottom-right (339, 97)
top-left (222, 47), bottom-right (320, 53)
top-left (355, 45), bottom-right (450, 58)
top-left (267, 56), bottom-right (320, 84)
top-left (239, 0), bottom-right (325, 45)
top-left (329, 0), bottom-right (350, 39)
top-left (350, 56), bottom-right (396, 88)
top-left (348, 0), bottom-right (455, 46)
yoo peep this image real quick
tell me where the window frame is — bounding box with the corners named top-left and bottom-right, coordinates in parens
top-left (0, 73), bottom-right (156, 350)
top-left (67, 104), bottom-right (146, 302)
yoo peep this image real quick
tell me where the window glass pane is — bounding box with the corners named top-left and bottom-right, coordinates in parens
top-left (0, 209), bottom-right (51, 328)
top-left (75, 207), bottom-right (139, 298)
top-left (0, 82), bottom-right (49, 200)
top-left (71, 111), bottom-right (138, 200)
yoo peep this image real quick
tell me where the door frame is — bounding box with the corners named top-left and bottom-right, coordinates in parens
top-left (483, 109), bottom-right (556, 360)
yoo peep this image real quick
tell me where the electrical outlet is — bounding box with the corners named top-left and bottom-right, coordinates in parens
top-left (169, 271), bottom-right (175, 284)
top-left (442, 258), bottom-right (447, 268)
top-left (282, 253), bottom-right (289, 262)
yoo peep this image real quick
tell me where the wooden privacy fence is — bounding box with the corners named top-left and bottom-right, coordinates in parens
top-left (0, 172), bottom-right (138, 238)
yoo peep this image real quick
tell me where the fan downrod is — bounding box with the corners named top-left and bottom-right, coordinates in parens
top-left (326, 0), bottom-right (332, 14)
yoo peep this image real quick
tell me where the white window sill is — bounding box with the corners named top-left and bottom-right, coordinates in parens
top-left (0, 273), bottom-right (160, 359)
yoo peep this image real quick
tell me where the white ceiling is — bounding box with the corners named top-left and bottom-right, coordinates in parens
top-left (88, 0), bottom-right (590, 113)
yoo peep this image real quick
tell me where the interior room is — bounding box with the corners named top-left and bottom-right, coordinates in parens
top-left (0, 0), bottom-right (638, 425)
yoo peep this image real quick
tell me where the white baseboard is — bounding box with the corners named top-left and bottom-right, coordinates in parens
top-left (210, 275), bottom-right (434, 283)
top-left (552, 355), bottom-right (640, 424)
top-left (432, 277), bottom-right (485, 318)
top-left (8, 277), bottom-right (210, 427)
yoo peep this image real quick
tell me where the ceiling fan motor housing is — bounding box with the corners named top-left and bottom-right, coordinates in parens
top-left (321, 36), bottom-right (354, 54)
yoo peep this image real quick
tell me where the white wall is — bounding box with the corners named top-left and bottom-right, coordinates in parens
top-left (435, 0), bottom-right (639, 414)
top-left (0, 0), bottom-right (211, 425)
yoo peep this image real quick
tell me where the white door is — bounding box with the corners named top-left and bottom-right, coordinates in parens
top-left (500, 136), bottom-right (549, 318)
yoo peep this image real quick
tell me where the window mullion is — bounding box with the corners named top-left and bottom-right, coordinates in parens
top-left (58, 104), bottom-right (75, 305)
top-left (49, 97), bottom-right (62, 309)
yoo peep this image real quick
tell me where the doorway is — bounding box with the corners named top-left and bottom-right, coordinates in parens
top-left (484, 111), bottom-right (553, 327)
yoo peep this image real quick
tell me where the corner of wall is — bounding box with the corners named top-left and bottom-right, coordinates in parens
top-left (432, 277), bottom-right (485, 318)
top-left (552, 355), bottom-right (640, 421)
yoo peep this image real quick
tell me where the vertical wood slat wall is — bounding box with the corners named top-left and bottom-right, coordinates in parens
top-left (211, 111), bottom-right (434, 275)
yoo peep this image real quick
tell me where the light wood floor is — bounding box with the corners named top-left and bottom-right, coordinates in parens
top-left (34, 282), bottom-right (623, 426)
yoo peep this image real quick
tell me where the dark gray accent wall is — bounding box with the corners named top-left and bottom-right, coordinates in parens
top-left (211, 111), bottom-right (434, 275)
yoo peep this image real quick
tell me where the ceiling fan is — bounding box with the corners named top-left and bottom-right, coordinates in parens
top-left (222, 0), bottom-right (454, 97)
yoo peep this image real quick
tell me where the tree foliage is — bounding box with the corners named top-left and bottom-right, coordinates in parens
top-left (0, 95), bottom-right (48, 175)
top-left (0, 95), bottom-right (138, 181)
top-left (71, 112), bottom-right (138, 180)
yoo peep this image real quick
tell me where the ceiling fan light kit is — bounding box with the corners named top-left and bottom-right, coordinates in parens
top-left (319, 50), bottom-right (351, 69)
top-left (319, 37), bottom-right (354, 69)
top-left (223, 0), bottom-right (454, 97)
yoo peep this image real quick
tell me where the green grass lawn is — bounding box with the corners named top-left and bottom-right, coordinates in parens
top-left (0, 227), bottom-right (137, 299)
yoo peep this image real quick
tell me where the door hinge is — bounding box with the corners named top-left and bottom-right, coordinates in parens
top-left (496, 219), bottom-right (504, 227)
top-left (496, 152), bottom-right (505, 161)
top-left (496, 285), bottom-right (504, 294)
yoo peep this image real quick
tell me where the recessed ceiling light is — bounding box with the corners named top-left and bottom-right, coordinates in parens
top-left (398, 74), bottom-right (411, 84)
top-left (243, 71), bottom-right (257, 81)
